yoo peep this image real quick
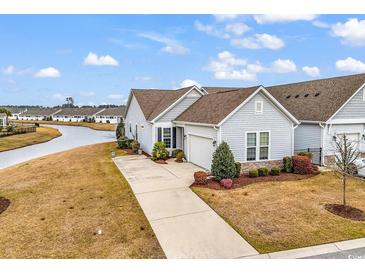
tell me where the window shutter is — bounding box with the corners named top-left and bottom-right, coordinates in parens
top-left (157, 127), bottom-right (162, 142)
top-left (172, 127), bottom-right (177, 148)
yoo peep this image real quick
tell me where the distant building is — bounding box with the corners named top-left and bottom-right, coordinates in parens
top-left (53, 108), bottom-right (104, 122)
top-left (2, 107), bottom-right (27, 120)
top-left (19, 108), bottom-right (62, 121)
top-left (0, 113), bottom-right (8, 128)
top-left (95, 106), bottom-right (126, 124)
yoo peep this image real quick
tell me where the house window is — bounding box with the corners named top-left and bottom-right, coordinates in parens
top-left (255, 101), bottom-right (263, 114)
top-left (129, 122), bottom-right (132, 133)
top-left (163, 128), bottom-right (171, 148)
top-left (246, 131), bottom-right (270, 161)
top-left (157, 127), bottom-right (162, 142)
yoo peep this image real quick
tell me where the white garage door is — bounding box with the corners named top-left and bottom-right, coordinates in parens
top-left (189, 135), bottom-right (215, 170)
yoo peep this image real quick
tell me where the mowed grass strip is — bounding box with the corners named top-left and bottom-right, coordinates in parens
top-left (13, 120), bottom-right (116, 131)
top-left (0, 142), bottom-right (165, 258)
top-left (0, 126), bottom-right (61, 152)
top-left (192, 172), bottom-right (365, 253)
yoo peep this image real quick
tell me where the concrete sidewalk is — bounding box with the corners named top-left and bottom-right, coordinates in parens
top-left (113, 155), bottom-right (258, 259)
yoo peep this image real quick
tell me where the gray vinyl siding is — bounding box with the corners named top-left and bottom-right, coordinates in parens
top-left (220, 92), bottom-right (294, 162)
top-left (125, 95), bottom-right (153, 154)
top-left (157, 89), bottom-right (201, 122)
top-left (333, 87), bottom-right (365, 119)
top-left (294, 123), bottom-right (322, 150)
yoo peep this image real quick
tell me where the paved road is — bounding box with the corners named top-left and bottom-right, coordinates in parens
top-left (114, 155), bottom-right (259, 259)
top-left (0, 125), bottom-right (115, 169)
top-left (304, 247), bottom-right (365, 259)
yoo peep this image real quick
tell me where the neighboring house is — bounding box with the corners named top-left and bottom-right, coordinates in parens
top-left (124, 86), bottom-right (206, 155)
top-left (267, 73), bottom-right (365, 165)
top-left (19, 108), bottom-right (61, 121)
top-left (95, 106), bottom-right (126, 124)
top-left (53, 108), bottom-right (104, 122)
top-left (3, 107), bottom-right (27, 120)
top-left (175, 86), bottom-right (299, 170)
top-left (0, 113), bottom-right (8, 128)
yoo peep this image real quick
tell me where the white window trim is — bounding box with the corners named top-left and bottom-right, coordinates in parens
top-left (245, 130), bottom-right (271, 162)
top-left (255, 101), bottom-right (263, 114)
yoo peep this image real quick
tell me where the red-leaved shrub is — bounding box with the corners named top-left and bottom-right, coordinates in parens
top-left (194, 171), bottom-right (208, 184)
top-left (292, 155), bottom-right (313, 175)
top-left (220, 178), bottom-right (233, 189)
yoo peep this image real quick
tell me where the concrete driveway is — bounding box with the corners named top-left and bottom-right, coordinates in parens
top-left (113, 155), bottom-right (258, 259)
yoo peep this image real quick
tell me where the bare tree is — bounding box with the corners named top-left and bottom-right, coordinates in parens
top-left (334, 134), bottom-right (361, 206)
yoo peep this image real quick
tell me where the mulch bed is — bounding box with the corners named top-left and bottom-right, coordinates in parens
top-left (192, 172), bottom-right (319, 190)
top-left (154, 159), bottom-right (168, 164)
top-left (120, 148), bottom-right (150, 157)
top-left (0, 197), bottom-right (11, 215)
top-left (324, 204), bottom-right (365, 221)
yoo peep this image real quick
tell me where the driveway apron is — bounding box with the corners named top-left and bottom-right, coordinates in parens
top-left (114, 155), bottom-right (258, 259)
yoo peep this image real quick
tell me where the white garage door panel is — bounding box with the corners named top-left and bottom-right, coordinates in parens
top-left (189, 135), bottom-right (214, 170)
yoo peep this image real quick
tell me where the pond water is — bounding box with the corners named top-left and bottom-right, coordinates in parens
top-left (0, 125), bottom-right (116, 169)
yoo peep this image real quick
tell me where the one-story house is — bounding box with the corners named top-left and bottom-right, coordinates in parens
top-left (3, 107), bottom-right (27, 120)
top-left (95, 106), bottom-right (125, 124)
top-left (267, 73), bottom-right (365, 165)
top-left (53, 108), bottom-right (104, 122)
top-left (124, 85), bottom-right (298, 170)
top-left (19, 108), bottom-right (62, 121)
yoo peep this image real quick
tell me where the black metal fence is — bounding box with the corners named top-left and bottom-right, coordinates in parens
top-left (294, 147), bottom-right (322, 166)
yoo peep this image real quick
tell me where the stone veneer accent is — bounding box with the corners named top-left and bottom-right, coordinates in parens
top-left (240, 160), bottom-right (283, 173)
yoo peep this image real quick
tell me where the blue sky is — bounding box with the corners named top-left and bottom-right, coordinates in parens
top-left (1, 14), bottom-right (365, 106)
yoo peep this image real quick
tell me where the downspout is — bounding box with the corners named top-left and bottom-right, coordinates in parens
top-left (213, 125), bottom-right (220, 146)
top-left (292, 124), bottom-right (299, 156)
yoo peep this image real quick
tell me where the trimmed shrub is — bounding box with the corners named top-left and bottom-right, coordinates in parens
top-left (126, 139), bottom-right (133, 149)
top-left (172, 149), bottom-right (183, 158)
top-left (249, 169), bottom-right (259, 178)
top-left (194, 171), bottom-right (208, 184)
top-left (175, 151), bottom-right (185, 163)
top-left (234, 162), bottom-right (241, 178)
top-left (283, 156), bottom-right (293, 173)
top-left (258, 167), bottom-right (269, 176)
top-left (151, 141), bottom-right (169, 161)
top-left (292, 155), bottom-right (313, 175)
top-left (131, 140), bottom-right (140, 153)
top-left (117, 136), bottom-right (129, 149)
top-left (270, 167), bottom-right (281, 176)
top-left (220, 178), bottom-right (233, 189)
top-left (211, 142), bottom-right (236, 181)
top-left (297, 151), bottom-right (313, 160)
top-left (116, 120), bottom-right (125, 139)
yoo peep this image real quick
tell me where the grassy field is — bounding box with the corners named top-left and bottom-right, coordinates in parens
top-left (0, 142), bottom-right (165, 258)
top-left (13, 120), bottom-right (116, 131)
top-left (0, 126), bottom-right (61, 152)
top-left (192, 172), bottom-right (365, 253)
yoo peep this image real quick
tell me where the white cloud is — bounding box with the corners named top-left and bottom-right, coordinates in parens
top-left (225, 23), bottom-right (250, 36)
top-left (35, 67), bottom-right (61, 78)
top-left (83, 52), bottom-right (119, 66)
top-left (2, 65), bottom-right (15, 75)
top-left (312, 20), bottom-right (330, 29)
top-left (270, 59), bottom-right (297, 73)
top-left (139, 32), bottom-right (189, 55)
top-left (335, 57), bottom-right (365, 73)
top-left (253, 14), bottom-right (317, 24)
top-left (302, 66), bottom-right (320, 77)
top-left (194, 21), bottom-right (230, 39)
top-left (231, 33), bottom-right (284, 50)
top-left (213, 14), bottom-right (238, 21)
top-left (206, 51), bottom-right (297, 81)
top-left (180, 79), bottom-right (201, 88)
top-left (331, 18), bottom-right (365, 47)
top-left (80, 91), bottom-right (96, 97)
top-left (107, 94), bottom-right (124, 100)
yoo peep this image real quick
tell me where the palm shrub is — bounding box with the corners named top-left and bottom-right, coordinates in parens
top-left (211, 142), bottom-right (236, 181)
top-left (131, 140), bottom-right (140, 153)
top-left (116, 120), bottom-right (125, 139)
top-left (151, 141), bottom-right (169, 161)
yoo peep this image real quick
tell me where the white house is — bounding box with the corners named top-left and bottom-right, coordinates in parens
top-left (53, 108), bottom-right (104, 122)
top-left (3, 107), bottom-right (27, 120)
top-left (268, 73), bottom-right (365, 165)
top-left (19, 108), bottom-right (61, 121)
top-left (95, 106), bottom-right (125, 124)
top-left (0, 113), bottom-right (8, 128)
top-left (124, 85), bottom-right (298, 170)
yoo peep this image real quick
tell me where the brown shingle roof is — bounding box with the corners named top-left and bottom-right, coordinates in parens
top-left (202, 87), bottom-right (239, 94)
top-left (175, 86), bottom-right (260, 125)
top-left (267, 73), bottom-right (365, 121)
top-left (55, 108), bottom-right (104, 116)
top-left (97, 106), bottom-right (126, 117)
top-left (20, 108), bottom-right (61, 116)
top-left (131, 86), bottom-right (193, 121)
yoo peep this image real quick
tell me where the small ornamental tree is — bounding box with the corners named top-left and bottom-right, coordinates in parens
top-left (211, 142), bottom-right (236, 181)
top-left (334, 134), bottom-right (361, 206)
top-left (116, 119), bottom-right (125, 139)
